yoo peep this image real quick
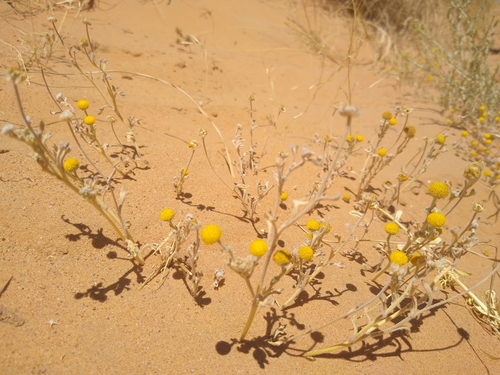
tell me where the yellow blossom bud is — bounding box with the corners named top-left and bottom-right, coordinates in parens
top-left (200, 224), bottom-right (222, 245)
top-left (427, 212), bottom-right (446, 227)
top-left (389, 250), bottom-right (408, 266)
top-left (377, 148), bottom-right (387, 157)
top-left (63, 157), bottom-right (80, 172)
top-left (273, 249), bottom-right (291, 265)
top-left (427, 181), bottom-right (449, 199)
top-left (298, 246), bottom-right (314, 261)
top-left (389, 118), bottom-right (397, 126)
top-left (280, 192), bottom-right (288, 201)
top-left (77, 99), bottom-right (89, 110)
top-left (382, 111), bottom-right (392, 120)
top-left (384, 222), bottom-right (399, 235)
top-left (160, 208), bottom-right (175, 221)
top-left (83, 115), bottom-right (95, 126)
top-left (306, 219), bottom-right (320, 231)
top-left (249, 239), bottom-right (268, 257)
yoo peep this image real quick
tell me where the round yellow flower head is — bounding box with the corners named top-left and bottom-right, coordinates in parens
top-left (398, 173), bottom-right (409, 181)
top-left (426, 211), bottom-right (446, 227)
top-left (77, 99), bottom-right (89, 110)
top-left (389, 117), bottom-right (397, 126)
top-left (495, 116), bottom-right (500, 122)
top-left (478, 117), bottom-right (485, 123)
top-left (341, 193), bottom-right (351, 203)
top-left (404, 125), bottom-right (416, 138)
top-left (447, 119), bottom-right (453, 125)
top-left (483, 169), bottom-right (492, 177)
top-left (346, 135), bottom-right (354, 142)
top-left (461, 130), bottom-right (469, 137)
top-left (389, 250), bottom-right (408, 266)
top-left (273, 249), bottom-right (291, 265)
top-left (471, 140), bottom-right (478, 147)
top-left (436, 135), bottom-right (446, 144)
top-left (484, 133), bottom-right (491, 139)
top-left (280, 192), bottom-right (288, 201)
top-left (319, 221), bottom-right (332, 233)
top-left (410, 253), bottom-right (423, 266)
top-left (470, 150), bottom-right (477, 157)
top-left (200, 224), bottom-right (222, 245)
top-left (479, 105), bottom-right (486, 111)
top-left (356, 134), bottom-right (364, 142)
top-left (63, 157), bottom-right (80, 172)
top-left (377, 148), bottom-right (387, 157)
top-left (160, 208), bottom-right (175, 221)
top-left (83, 115), bottom-right (95, 126)
top-left (427, 181), bottom-right (449, 199)
top-left (249, 239), bottom-right (268, 257)
top-left (181, 168), bottom-right (189, 176)
top-left (306, 219), bottom-right (320, 232)
top-left (298, 246), bottom-right (314, 261)
top-left (382, 111), bottom-right (392, 120)
top-left (384, 222), bottom-right (399, 235)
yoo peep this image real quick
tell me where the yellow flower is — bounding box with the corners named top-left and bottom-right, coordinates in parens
top-left (495, 116), bottom-right (500, 122)
top-left (483, 169), bottom-right (492, 177)
top-left (356, 134), bottom-right (364, 142)
top-left (436, 135), bottom-right (446, 144)
top-left (450, 108), bottom-right (456, 114)
top-left (471, 140), bottom-right (478, 147)
top-left (447, 119), bottom-right (453, 125)
top-left (200, 224), bottom-right (222, 245)
top-left (341, 193), bottom-right (351, 203)
top-left (410, 253), bottom-right (423, 266)
top-left (188, 140), bottom-right (198, 148)
top-left (397, 173), bottom-right (409, 181)
top-left (404, 125), bottom-right (416, 138)
top-left (427, 212), bottom-right (446, 227)
top-left (485, 139), bottom-right (492, 145)
top-left (389, 118), bottom-right (397, 126)
top-left (249, 239), bottom-right (268, 257)
top-left (180, 168), bottom-right (189, 176)
top-left (160, 208), bottom-right (175, 221)
top-left (427, 181), bottom-right (449, 199)
top-left (478, 117), bottom-right (485, 123)
top-left (77, 99), bottom-right (89, 110)
top-left (346, 135), bottom-right (354, 142)
top-left (319, 221), bottom-right (332, 233)
top-left (382, 111), bottom-right (392, 120)
top-left (461, 130), bottom-right (469, 137)
top-left (384, 222), bottom-right (399, 235)
top-left (63, 157), bottom-right (80, 172)
top-left (484, 133), bottom-right (491, 139)
top-left (479, 105), bottom-right (486, 111)
top-left (83, 115), bottom-right (95, 125)
top-left (377, 148), bottom-right (387, 157)
top-left (306, 219), bottom-right (320, 231)
top-left (273, 249), bottom-right (291, 265)
top-left (389, 250), bottom-right (408, 266)
top-left (298, 246), bottom-right (314, 261)
top-left (470, 150), bottom-right (477, 157)
top-left (280, 192), bottom-right (288, 201)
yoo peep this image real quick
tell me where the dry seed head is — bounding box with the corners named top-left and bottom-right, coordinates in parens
top-left (427, 181), bottom-right (449, 199)
top-left (464, 162), bottom-right (483, 182)
top-left (389, 250), bottom-right (408, 266)
top-left (200, 224), bottom-right (222, 245)
top-left (472, 201), bottom-right (484, 212)
top-left (338, 103), bottom-right (361, 117)
top-left (249, 239), bottom-right (268, 257)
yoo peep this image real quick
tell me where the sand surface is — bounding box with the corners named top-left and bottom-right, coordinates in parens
top-left (1, 1), bottom-right (500, 374)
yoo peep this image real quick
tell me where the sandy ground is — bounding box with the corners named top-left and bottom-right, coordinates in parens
top-left (1, 0), bottom-right (500, 374)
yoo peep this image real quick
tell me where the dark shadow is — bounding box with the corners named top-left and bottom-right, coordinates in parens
top-left (74, 262), bottom-right (144, 302)
top-left (0, 276), bottom-right (13, 298)
top-left (172, 266), bottom-right (212, 308)
top-left (282, 282), bottom-right (357, 310)
top-left (61, 215), bottom-right (126, 251)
